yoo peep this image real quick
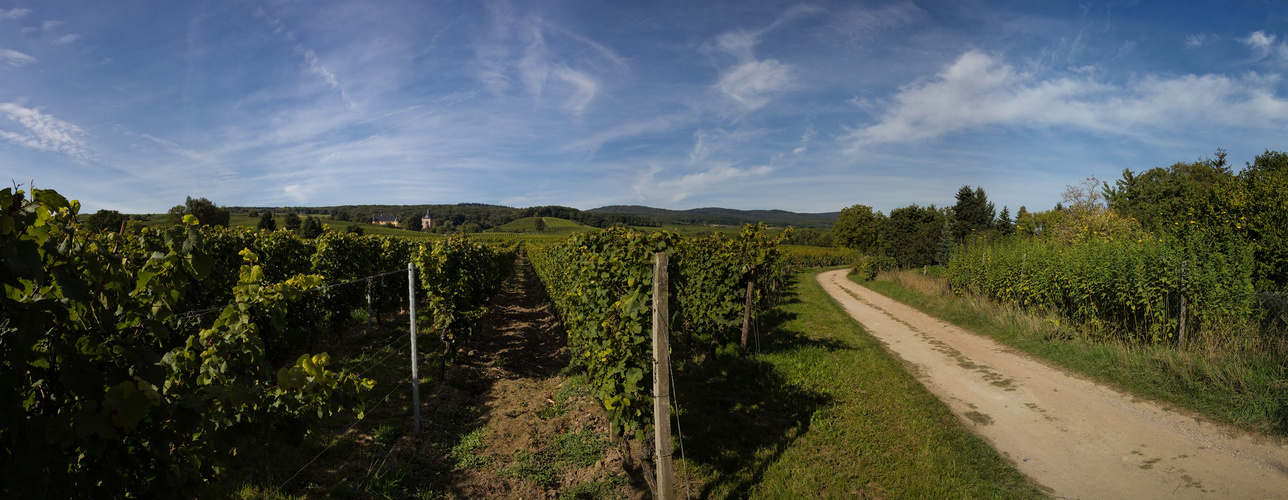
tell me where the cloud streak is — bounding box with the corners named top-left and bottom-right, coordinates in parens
top-left (0, 102), bottom-right (89, 160)
top-left (0, 48), bottom-right (36, 67)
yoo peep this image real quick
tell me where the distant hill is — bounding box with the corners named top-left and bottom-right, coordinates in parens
top-left (588, 205), bottom-right (838, 228)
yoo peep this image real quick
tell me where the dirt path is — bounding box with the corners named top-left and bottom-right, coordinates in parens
top-left (428, 256), bottom-right (649, 499)
top-left (817, 269), bottom-right (1288, 499)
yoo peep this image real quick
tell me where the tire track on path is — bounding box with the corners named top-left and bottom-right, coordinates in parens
top-left (817, 269), bottom-right (1288, 499)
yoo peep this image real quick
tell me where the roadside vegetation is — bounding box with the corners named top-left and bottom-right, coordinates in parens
top-left (833, 149), bottom-right (1288, 437)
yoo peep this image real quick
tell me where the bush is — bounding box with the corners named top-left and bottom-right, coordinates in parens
top-left (852, 255), bottom-right (897, 281)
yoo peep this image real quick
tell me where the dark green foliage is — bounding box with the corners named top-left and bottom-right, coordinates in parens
top-left (169, 196), bottom-right (231, 227)
top-left (833, 204), bottom-right (883, 252)
top-left (84, 208), bottom-right (129, 233)
top-left (344, 224), bottom-right (364, 235)
top-left (781, 227), bottom-right (833, 247)
top-left (257, 211), bottom-right (277, 231)
top-left (951, 186), bottom-right (995, 241)
top-left (300, 216), bottom-right (324, 238)
top-left (529, 225), bottom-right (788, 436)
top-left (402, 213), bottom-right (423, 231)
top-left (997, 206), bottom-right (1014, 236)
top-left (0, 188), bottom-right (372, 498)
top-left (533, 217), bottom-right (547, 233)
top-left (283, 211), bottom-right (302, 231)
top-left (1104, 150), bottom-right (1232, 232)
top-left (881, 204), bottom-right (945, 267)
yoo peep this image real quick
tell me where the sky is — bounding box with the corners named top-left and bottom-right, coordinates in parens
top-left (2, 1), bottom-right (1287, 215)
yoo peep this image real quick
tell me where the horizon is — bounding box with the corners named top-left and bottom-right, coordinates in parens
top-left (3, 1), bottom-right (1286, 215)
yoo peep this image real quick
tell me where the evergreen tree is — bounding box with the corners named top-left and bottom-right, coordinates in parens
top-left (284, 211), bottom-right (302, 231)
top-left (997, 206), bottom-right (1014, 236)
top-left (951, 185), bottom-right (995, 241)
top-left (257, 211), bottom-right (277, 231)
top-left (300, 216), bottom-right (324, 238)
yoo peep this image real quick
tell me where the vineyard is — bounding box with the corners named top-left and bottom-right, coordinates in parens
top-left (528, 225), bottom-right (790, 437)
top-left (0, 188), bottom-right (513, 497)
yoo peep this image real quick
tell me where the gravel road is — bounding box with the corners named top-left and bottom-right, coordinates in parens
top-left (818, 269), bottom-right (1288, 499)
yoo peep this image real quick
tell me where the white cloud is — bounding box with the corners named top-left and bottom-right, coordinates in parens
top-left (52, 33), bottom-right (79, 45)
top-left (634, 161), bottom-right (773, 204)
top-left (0, 102), bottom-right (88, 159)
top-left (1184, 33), bottom-right (1211, 49)
top-left (1241, 31), bottom-right (1288, 63)
top-left (0, 48), bottom-right (36, 67)
top-left (554, 67), bottom-right (597, 116)
top-left (41, 20), bottom-right (63, 31)
top-left (844, 50), bottom-right (1288, 150)
top-left (715, 59), bottom-right (792, 110)
top-left (1, 8), bottom-right (30, 19)
top-left (283, 183), bottom-right (315, 202)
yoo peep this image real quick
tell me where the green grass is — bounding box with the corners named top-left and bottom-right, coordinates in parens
top-left (858, 270), bottom-right (1288, 437)
top-left (671, 267), bottom-right (1044, 499)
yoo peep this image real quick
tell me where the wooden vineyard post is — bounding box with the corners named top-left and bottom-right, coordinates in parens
top-left (740, 280), bottom-right (754, 359)
top-left (1179, 260), bottom-right (1188, 350)
top-left (366, 278), bottom-right (373, 330)
top-left (408, 262), bottom-right (421, 432)
top-left (652, 252), bottom-right (673, 500)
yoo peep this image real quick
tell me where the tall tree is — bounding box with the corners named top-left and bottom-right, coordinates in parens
top-left (258, 211), bottom-right (277, 231)
top-left (284, 211), bottom-right (302, 231)
top-left (184, 196), bottom-right (230, 227)
top-left (84, 209), bottom-right (129, 234)
top-left (300, 216), bottom-right (324, 238)
top-left (881, 204), bottom-right (946, 267)
top-left (951, 186), bottom-right (995, 241)
top-left (833, 204), bottom-right (884, 253)
top-left (996, 206), bottom-right (1014, 236)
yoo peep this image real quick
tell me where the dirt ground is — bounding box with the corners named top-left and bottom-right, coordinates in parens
top-left (818, 269), bottom-right (1288, 499)
top-left (428, 257), bottom-right (651, 499)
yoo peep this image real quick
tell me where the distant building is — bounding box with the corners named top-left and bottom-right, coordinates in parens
top-left (371, 214), bottom-right (399, 226)
top-left (420, 210), bottom-right (434, 230)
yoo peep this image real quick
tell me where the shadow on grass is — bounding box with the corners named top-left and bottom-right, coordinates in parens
top-left (670, 345), bottom-right (831, 498)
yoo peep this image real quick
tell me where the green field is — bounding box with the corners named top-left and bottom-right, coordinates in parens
top-left (492, 216), bottom-right (589, 234)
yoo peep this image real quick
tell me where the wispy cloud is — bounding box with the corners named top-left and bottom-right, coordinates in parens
top-left (1242, 31), bottom-right (1288, 63)
top-left (709, 5), bottom-right (826, 113)
top-left (0, 102), bottom-right (89, 159)
top-left (826, 1), bottom-right (926, 46)
top-left (1, 8), bottom-right (30, 19)
top-left (0, 48), bottom-right (36, 67)
top-left (715, 59), bottom-right (792, 110)
top-left (255, 8), bottom-right (357, 108)
top-left (52, 33), bottom-right (80, 45)
top-left (634, 161), bottom-right (773, 204)
top-left (844, 50), bottom-right (1288, 150)
top-left (1184, 33), bottom-right (1212, 49)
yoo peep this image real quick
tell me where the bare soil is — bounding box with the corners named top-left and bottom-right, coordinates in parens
top-left (818, 269), bottom-right (1288, 499)
top-left (430, 256), bottom-right (651, 499)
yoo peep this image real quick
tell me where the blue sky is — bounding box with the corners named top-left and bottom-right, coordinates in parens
top-left (2, 1), bottom-right (1287, 215)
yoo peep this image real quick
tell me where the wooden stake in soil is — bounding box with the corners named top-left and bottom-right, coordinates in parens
top-left (740, 280), bottom-right (755, 359)
top-left (408, 262), bottom-right (420, 432)
top-left (1179, 260), bottom-right (1188, 350)
top-left (652, 252), bottom-right (674, 500)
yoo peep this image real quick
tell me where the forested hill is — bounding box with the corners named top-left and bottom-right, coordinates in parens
top-left (588, 205), bottom-right (839, 228)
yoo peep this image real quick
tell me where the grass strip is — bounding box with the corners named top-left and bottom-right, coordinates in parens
top-left (673, 267), bottom-right (1044, 498)
top-left (858, 271), bottom-right (1288, 437)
